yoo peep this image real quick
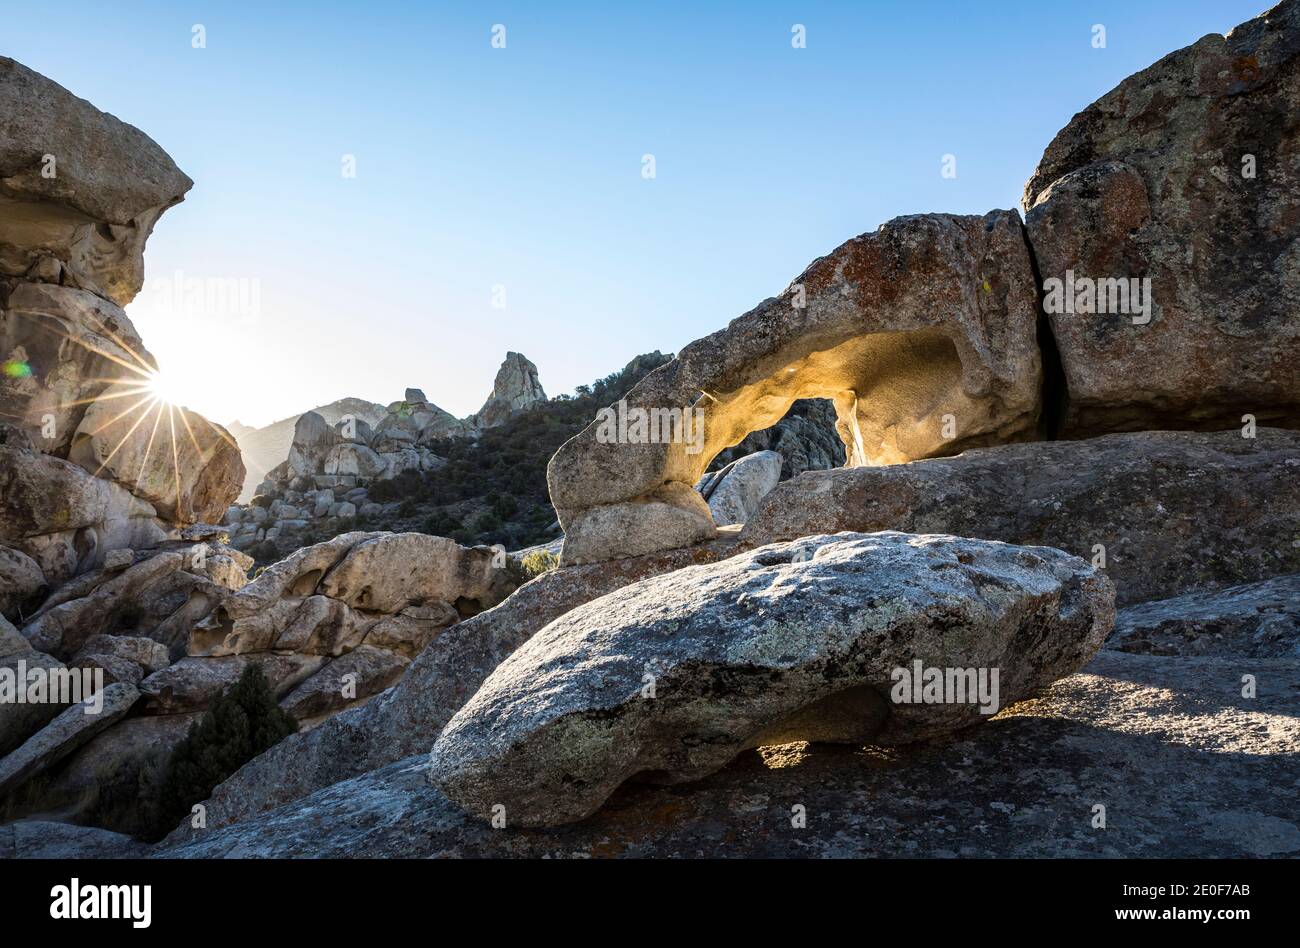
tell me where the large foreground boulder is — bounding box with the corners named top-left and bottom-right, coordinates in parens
top-left (429, 532), bottom-right (1113, 827)
top-left (742, 428), bottom-right (1300, 605)
top-left (1023, 0), bottom-right (1300, 434)
top-left (548, 209), bottom-right (1042, 565)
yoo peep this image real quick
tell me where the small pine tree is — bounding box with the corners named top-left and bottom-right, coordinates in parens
top-left (155, 664), bottom-right (297, 839)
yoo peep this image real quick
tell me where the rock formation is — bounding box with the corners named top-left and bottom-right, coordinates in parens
top-left (1022, 0), bottom-right (1300, 434)
top-left (0, 530), bottom-right (521, 834)
top-left (548, 210), bottom-right (1042, 565)
top-left (6, 1), bottom-right (1300, 860)
top-left (161, 538), bottom-right (738, 838)
top-left (546, 2), bottom-right (1300, 568)
top-left (232, 397), bottom-right (387, 502)
top-left (467, 351), bottom-right (547, 430)
top-left (0, 56), bottom-right (243, 583)
top-left (429, 532), bottom-right (1113, 826)
top-left (741, 428), bottom-right (1300, 605)
top-left (233, 353), bottom-right (549, 557)
top-left (0, 56), bottom-right (190, 306)
top-left (710, 397), bottom-right (846, 479)
top-left (694, 449), bottom-right (782, 525)
top-left (153, 641), bottom-right (1300, 858)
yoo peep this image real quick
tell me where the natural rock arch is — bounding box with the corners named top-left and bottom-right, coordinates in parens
top-left (548, 210), bottom-right (1044, 565)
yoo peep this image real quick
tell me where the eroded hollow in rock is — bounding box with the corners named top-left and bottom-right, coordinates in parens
top-left (548, 210), bottom-right (1043, 565)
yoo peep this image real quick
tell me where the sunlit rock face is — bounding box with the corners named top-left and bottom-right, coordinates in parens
top-left (0, 55), bottom-right (242, 572)
top-left (0, 56), bottom-right (192, 306)
top-left (1022, 0), bottom-right (1300, 434)
top-left (0, 437), bottom-right (168, 586)
top-left (469, 351), bottom-right (547, 430)
top-left (548, 209), bottom-right (1042, 565)
top-left (68, 381), bottom-right (244, 525)
top-left (0, 282), bottom-right (155, 456)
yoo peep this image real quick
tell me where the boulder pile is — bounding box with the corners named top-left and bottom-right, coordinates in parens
top-left (227, 353), bottom-right (548, 555)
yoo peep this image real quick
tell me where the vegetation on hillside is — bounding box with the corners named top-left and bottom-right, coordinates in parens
top-left (353, 351), bottom-right (674, 550)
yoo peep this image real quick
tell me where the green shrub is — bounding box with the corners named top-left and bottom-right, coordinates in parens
top-left (154, 664), bottom-right (297, 840)
top-left (520, 549), bottom-right (560, 580)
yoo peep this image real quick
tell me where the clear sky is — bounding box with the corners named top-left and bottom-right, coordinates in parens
top-left (5, 0), bottom-right (1266, 428)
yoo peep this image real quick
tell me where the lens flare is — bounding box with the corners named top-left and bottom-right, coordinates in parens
top-left (145, 369), bottom-right (187, 407)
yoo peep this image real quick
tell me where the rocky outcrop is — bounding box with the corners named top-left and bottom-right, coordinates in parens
top-left (229, 353), bottom-right (552, 559)
top-left (0, 530), bottom-right (515, 833)
top-left (1023, 0), bottom-right (1300, 435)
top-left (468, 351), bottom-right (547, 430)
top-left (0, 438), bottom-right (169, 586)
top-left (153, 646), bottom-right (1300, 858)
top-left (161, 537), bottom-right (739, 841)
top-left (548, 210), bottom-right (1042, 565)
top-left (429, 532), bottom-right (1113, 827)
top-left (20, 537), bottom-right (251, 660)
top-left (742, 428), bottom-right (1300, 605)
top-left (190, 531), bottom-right (513, 658)
top-left (0, 56), bottom-right (192, 306)
top-left (0, 682), bottom-right (137, 797)
top-left (695, 449), bottom-right (782, 525)
top-left (0, 56), bottom-right (242, 580)
top-left (710, 398), bottom-right (846, 479)
top-left (233, 397), bottom-right (387, 502)
top-left (11, 3), bottom-right (1300, 862)
top-left (236, 406), bottom-right (448, 557)
top-left (1108, 574), bottom-right (1300, 659)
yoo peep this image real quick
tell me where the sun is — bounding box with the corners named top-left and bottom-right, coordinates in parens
top-left (145, 368), bottom-right (189, 408)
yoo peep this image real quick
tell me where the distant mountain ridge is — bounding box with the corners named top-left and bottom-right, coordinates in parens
top-left (232, 397), bottom-right (388, 502)
top-left (231, 353), bottom-right (550, 502)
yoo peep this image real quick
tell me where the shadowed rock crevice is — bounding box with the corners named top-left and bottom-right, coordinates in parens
top-left (1018, 218), bottom-right (1069, 441)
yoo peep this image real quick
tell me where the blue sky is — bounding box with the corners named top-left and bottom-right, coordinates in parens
top-left (4, 0), bottom-right (1266, 426)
